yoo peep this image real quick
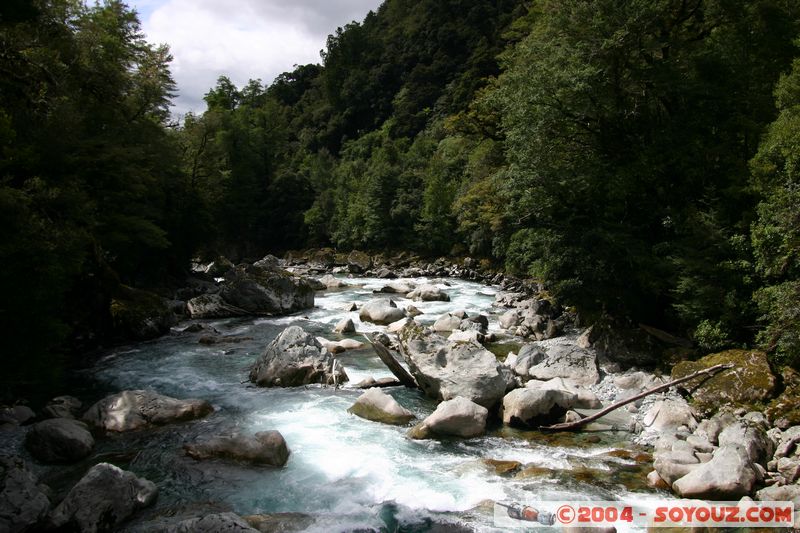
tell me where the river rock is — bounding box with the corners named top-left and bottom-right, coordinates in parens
top-left (671, 349), bottom-right (776, 416)
top-left (432, 313), bottom-right (463, 332)
top-left (110, 286), bottom-right (177, 340)
top-left (49, 463), bottom-right (157, 532)
top-left (756, 485), bottom-right (800, 528)
top-left (718, 420), bottom-right (773, 465)
top-left (0, 456), bottom-right (50, 533)
top-left (253, 254), bottom-right (280, 270)
top-left (163, 512), bottom-right (260, 533)
top-left (203, 256), bottom-right (234, 276)
top-left (527, 377), bottom-right (602, 409)
top-left (243, 513), bottom-right (315, 532)
top-left (498, 310), bottom-right (522, 330)
top-left (672, 445), bottom-right (761, 499)
top-left (250, 326), bottom-right (348, 387)
top-left (359, 299), bottom-right (406, 325)
top-left (407, 284), bottom-right (450, 302)
top-left (518, 343), bottom-right (601, 386)
top-left (406, 305), bottom-right (423, 317)
top-left (333, 318), bottom-right (355, 334)
top-left (186, 293), bottom-right (244, 319)
top-left (378, 281), bottom-right (416, 294)
top-left (347, 388), bottom-right (415, 425)
top-left (407, 397), bottom-right (488, 439)
top-left (218, 265), bottom-right (315, 316)
top-left (387, 317), bottom-right (416, 334)
top-left (83, 390), bottom-right (213, 432)
top-left (318, 274), bottom-right (348, 289)
top-left (653, 449), bottom-right (701, 486)
top-left (695, 410), bottom-right (738, 445)
top-left (347, 250), bottom-right (372, 273)
top-left (766, 367), bottom-right (800, 429)
top-left (399, 327), bottom-right (507, 408)
top-left (448, 330), bottom-right (483, 344)
top-left (501, 388), bottom-right (577, 428)
top-left (42, 395), bottom-right (82, 419)
top-left (25, 418), bottom-right (94, 463)
top-left (0, 405), bottom-right (35, 426)
top-left (184, 431), bottom-right (290, 467)
top-left (641, 399), bottom-right (698, 433)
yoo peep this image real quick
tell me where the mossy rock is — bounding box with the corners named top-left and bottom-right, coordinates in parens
top-left (766, 367), bottom-right (800, 429)
top-left (671, 349), bottom-right (776, 416)
top-left (110, 286), bottom-right (175, 341)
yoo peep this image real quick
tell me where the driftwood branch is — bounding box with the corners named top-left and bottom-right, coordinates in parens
top-left (362, 334), bottom-right (419, 389)
top-left (540, 363), bottom-right (735, 431)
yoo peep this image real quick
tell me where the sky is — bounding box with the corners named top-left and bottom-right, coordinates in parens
top-left (128, 0), bottom-right (384, 117)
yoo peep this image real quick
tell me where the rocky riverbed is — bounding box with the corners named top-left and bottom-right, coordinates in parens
top-left (2, 253), bottom-right (799, 532)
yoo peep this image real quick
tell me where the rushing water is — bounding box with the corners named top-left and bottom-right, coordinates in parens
top-left (73, 276), bottom-right (666, 532)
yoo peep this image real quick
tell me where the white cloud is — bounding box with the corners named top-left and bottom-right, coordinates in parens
top-left (131, 0), bottom-right (383, 117)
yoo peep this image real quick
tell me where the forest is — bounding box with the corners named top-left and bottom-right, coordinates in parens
top-left (2, 0), bottom-right (800, 397)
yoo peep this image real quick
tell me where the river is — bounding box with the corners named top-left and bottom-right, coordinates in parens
top-left (75, 275), bottom-right (665, 531)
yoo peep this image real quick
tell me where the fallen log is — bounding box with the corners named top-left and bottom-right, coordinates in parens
top-left (540, 362), bottom-right (734, 431)
top-left (363, 334), bottom-right (418, 389)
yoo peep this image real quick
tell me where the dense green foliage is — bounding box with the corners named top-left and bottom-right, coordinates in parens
top-left (3, 0), bottom-right (800, 397)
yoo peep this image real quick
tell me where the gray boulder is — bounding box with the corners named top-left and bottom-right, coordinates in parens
top-left (253, 254), bottom-right (280, 270)
top-left (347, 250), bottom-right (372, 273)
top-left (528, 378), bottom-right (602, 409)
top-left (249, 326), bottom-right (348, 387)
top-left (348, 388), bottom-right (415, 425)
top-left (49, 463), bottom-right (158, 533)
top-left (695, 410), bottom-right (738, 444)
top-left (498, 310), bottom-right (522, 330)
top-left (0, 406), bottom-right (35, 426)
top-left (379, 281), bottom-right (416, 294)
top-left (42, 395), bottom-right (82, 419)
top-left (672, 445), bottom-right (761, 499)
top-left (0, 456), bottom-right (50, 533)
top-left (718, 420), bottom-right (773, 465)
top-left (333, 318), bottom-right (356, 334)
top-left (519, 343), bottom-right (601, 386)
top-left (407, 397), bottom-right (488, 439)
top-left (756, 485), bottom-right (800, 528)
top-left (501, 388), bottom-right (577, 428)
top-left (399, 328), bottom-right (507, 408)
top-left (432, 313), bottom-right (463, 332)
top-left (219, 265), bottom-right (315, 316)
top-left (407, 285), bottom-right (450, 302)
top-left (642, 399), bottom-right (698, 433)
top-left (25, 418), bottom-right (94, 463)
top-left (186, 294), bottom-right (243, 319)
top-left (318, 274), bottom-right (348, 289)
top-left (184, 431), bottom-right (290, 467)
top-left (83, 390), bottom-right (213, 432)
top-left (164, 512), bottom-right (260, 533)
top-left (359, 299), bottom-right (406, 325)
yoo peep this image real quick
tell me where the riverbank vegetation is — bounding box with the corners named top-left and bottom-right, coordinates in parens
top-left (2, 0), bottom-right (800, 395)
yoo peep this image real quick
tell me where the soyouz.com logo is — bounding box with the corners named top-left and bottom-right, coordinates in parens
top-left (493, 500), bottom-right (795, 529)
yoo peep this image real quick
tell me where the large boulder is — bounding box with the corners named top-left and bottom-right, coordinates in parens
top-left (671, 350), bottom-right (776, 416)
top-left (718, 420), bottom-right (773, 465)
top-left (25, 418), bottom-right (94, 463)
top-left (641, 399), bottom-right (698, 433)
top-left (164, 512), bottom-right (260, 533)
top-left (432, 313), bottom-right (462, 332)
top-left (501, 387), bottom-right (577, 428)
top-left (49, 463), bottom-right (158, 532)
top-left (219, 265), bottom-right (315, 316)
top-left (518, 343), bottom-right (600, 386)
top-left (528, 378), bottom-right (602, 409)
top-left (671, 445), bottom-right (761, 499)
top-left (185, 294), bottom-right (243, 319)
top-left (407, 285), bottom-right (450, 302)
top-left (498, 310), bottom-right (522, 330)
top-left (249, 326), bottom-right (348, 387)
top-left (42, 395), bottom-right (82, 419)
top-left (378, 281), bottom-right (416, 294)
top-left (83, 390), bottom-right (213, 432)
top-left (347, 388), bottom-right (415, 425)
top-left (399, 327), bottom-right (507, 409)
top-left (0, 405), bottom-right (35, 426)
top-left (333, 318), bottom-right (356, 334)
top-left (359, 299), bottom-right (406, 325)
top-left (347, 250), bottom-right (372, 273)
top-left (110, 286), bottom-right (176, 341)
top-left (0, 456), bottom-right (50, 533)
top-left (184, 431), bottom-right (290, 467)
top-left (407, 397), bottom-right (488, 439)
top-left (318, 274), bottom-right (348, 289)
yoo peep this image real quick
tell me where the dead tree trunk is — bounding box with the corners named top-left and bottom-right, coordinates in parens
top-left (540, 363), bottom-right (734, 431)
top-left (363, 334), bottom-right (418, 389)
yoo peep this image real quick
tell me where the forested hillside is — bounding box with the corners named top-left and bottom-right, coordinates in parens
top-left (2, 0), bottom-right (800, 396)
